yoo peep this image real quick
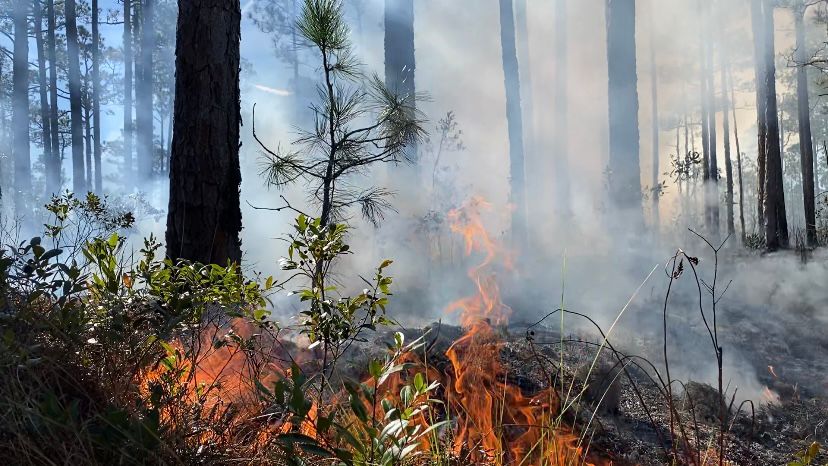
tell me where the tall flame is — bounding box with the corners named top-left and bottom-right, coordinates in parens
top-left (442, 196), bottom-right (598, 465)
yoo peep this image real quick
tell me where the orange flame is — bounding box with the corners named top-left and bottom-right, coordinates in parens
top-left (442, 197), bottom-right (600, 465)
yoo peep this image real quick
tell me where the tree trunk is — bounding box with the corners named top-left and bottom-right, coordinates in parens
top-left (137, 0), bottom-right (155, 179)
top-left (729, 66), bottom-right (746, 244)
top-left (498, 0), bottom-right (528, 247)
top-left (384, 0), bottom-right (416, 162)
top-left (166, 0), bottom-right (243, 265)
top-left (12, 0), bottom-right (31, 218)
top-left (720, 16), bottom-right (735, 237)
top-left (552, 0), bottom-right (572, 215)
top-left (794, 4), bottom-right (817, 247)
top-left (124, 0), bottom-right (134, 184)
top-left (698, 0), bottom-right (710, 188)
top-left (605, 0), bottom-right (642, 223)
top-left (66, 0), bottom-right (87, 193)
top-left (35, 1), bottom-right (54, 198)
top-left (760, 0), bottom-right (788, 250)
top-left (750, 0), bottom-right (767, 235)
top-left (705, 0), bottom-right (719, 236)
top-left (649, 0), bottom-right (659, 228)
top-left (514, 0), bottom-right (542, 220)
top-left (84, 91), bottom-right (93, 185)
top-left (92, 0), bottom-right (103, 193)
top-left (47, 0), bottom-right (61, 188)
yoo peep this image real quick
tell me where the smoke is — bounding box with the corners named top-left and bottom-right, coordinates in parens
top-left (2, 0), bottom-right (826, 405)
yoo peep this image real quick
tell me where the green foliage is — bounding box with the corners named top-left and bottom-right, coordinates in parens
top-left (0, 199), bottom-right (277, 464)
top-left (280, 214), bottom-right (394, 382)
top-left (789, 442), bottom-right (825, 466)
top-left (256, 0), bottom-right (425, 226)
top-left (744, 232), bottom-right (766, 250)
top-left (267, 332), bottom-right (446, 466)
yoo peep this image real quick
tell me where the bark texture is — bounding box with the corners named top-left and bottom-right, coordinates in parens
top-left (34, 1), bottom-right (54, 197)
top-left (66, 0), bottom-right (87, 193)
top-left (47, 0), bottom-right (61, 188)
top-left (166, 0), bottom-right (243, 265)
top-left (794, 4), bottom-right (817, 246)
top-left (760, 0), bottom-right (788, 250)
top-left (750, 0), bottom-right (767, 234)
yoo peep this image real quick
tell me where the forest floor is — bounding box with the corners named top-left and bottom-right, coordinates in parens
top-left (348, 249), bottom-right (828, 466)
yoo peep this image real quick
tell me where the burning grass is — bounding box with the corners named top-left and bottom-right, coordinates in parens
top-left (0, 194), bottom-right (824, 465)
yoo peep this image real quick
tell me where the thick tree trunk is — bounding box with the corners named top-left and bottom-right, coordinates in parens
top-left (498, 0), bottom-right (528, 247)
top-left (66, 0), bottom-right (87, 193)
top-left (47, 0), bottom-right (61, 188)
top-left (92, 0), bottom-right (103, 193)
top-left (124, 0), bottom-right (134, 183)
top-left (606, 0), bottom-right (642, 224)
top-left (761, 0), bottom-right (788, 250)
top-left (750, 0), bottom-right (767, 235)
top-left (34, 1), bottom-right (54, 199)
top-left (166, 0), bottom-right (243, 265)
top-left (794, 5), bottom-right (817, 247)
top-left (552, 0), bottom-right (571, 215)
top-left (12, 0), bottom-right (31, 218)
top-left (137, 0), bottom-right (155, 179)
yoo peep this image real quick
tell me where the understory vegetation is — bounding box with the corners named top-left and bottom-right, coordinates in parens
top-left (1, 193), bottom-right (820, 466)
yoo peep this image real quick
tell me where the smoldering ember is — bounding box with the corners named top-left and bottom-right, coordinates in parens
top-left (1, 0), bottom-right (828, 464)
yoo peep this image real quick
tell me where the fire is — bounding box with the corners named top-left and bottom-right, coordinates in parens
top-left (441, 197), bottom-right (599, 465)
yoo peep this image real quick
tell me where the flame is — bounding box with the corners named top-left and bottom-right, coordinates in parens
top-left (441, 197), bottom-right (600, 465)
top-left (767, 365), bottom-right (778, 379)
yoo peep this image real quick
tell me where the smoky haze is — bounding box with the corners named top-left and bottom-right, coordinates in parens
top-left (1, 0), bottom-right (827, 403)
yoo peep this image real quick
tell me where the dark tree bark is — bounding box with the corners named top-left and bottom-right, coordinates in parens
top-left (760, 0), bottom-right (788, 250)
top-left (750, 0), bottom-right (767, 235)
top-left (649, 0), bottom-right (659, 227)
top-left (384, 0), bottom-right (416, 162)
top-left (552, 0), bottom-right (571, 215)
top-left (92, 0), bottom-right (103, 192)
top-left (137, 0), bottom-right (155, 179)
top-left (794, 3), bottom-right (817, 246)
top-left (12, 0), bottom-right (31, 217)
top-left (84, 74), bottom-right (93, 185)
top-left (66, 0), bottom-right (87, 193)
top-left (47, 0), bottom-right (61, 188)
top-left (729, 66), bottom-right (746, 244)
top-left (698, 0), bottom-right (719, 234)
top-left (498, 0), bottom-right (528, 247)
top-left (166, 0), bottom-right (242, 265)
top-left (34, 1), bottom-right (54, 198)
top-left (705, 0), bottom-right (719, 235)
top-left (721, 41), bottom-right (735, 237)
top-left (605, 0), bottom-right (642, 223)
top-left (124, 0), bottom-right (134, 183)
